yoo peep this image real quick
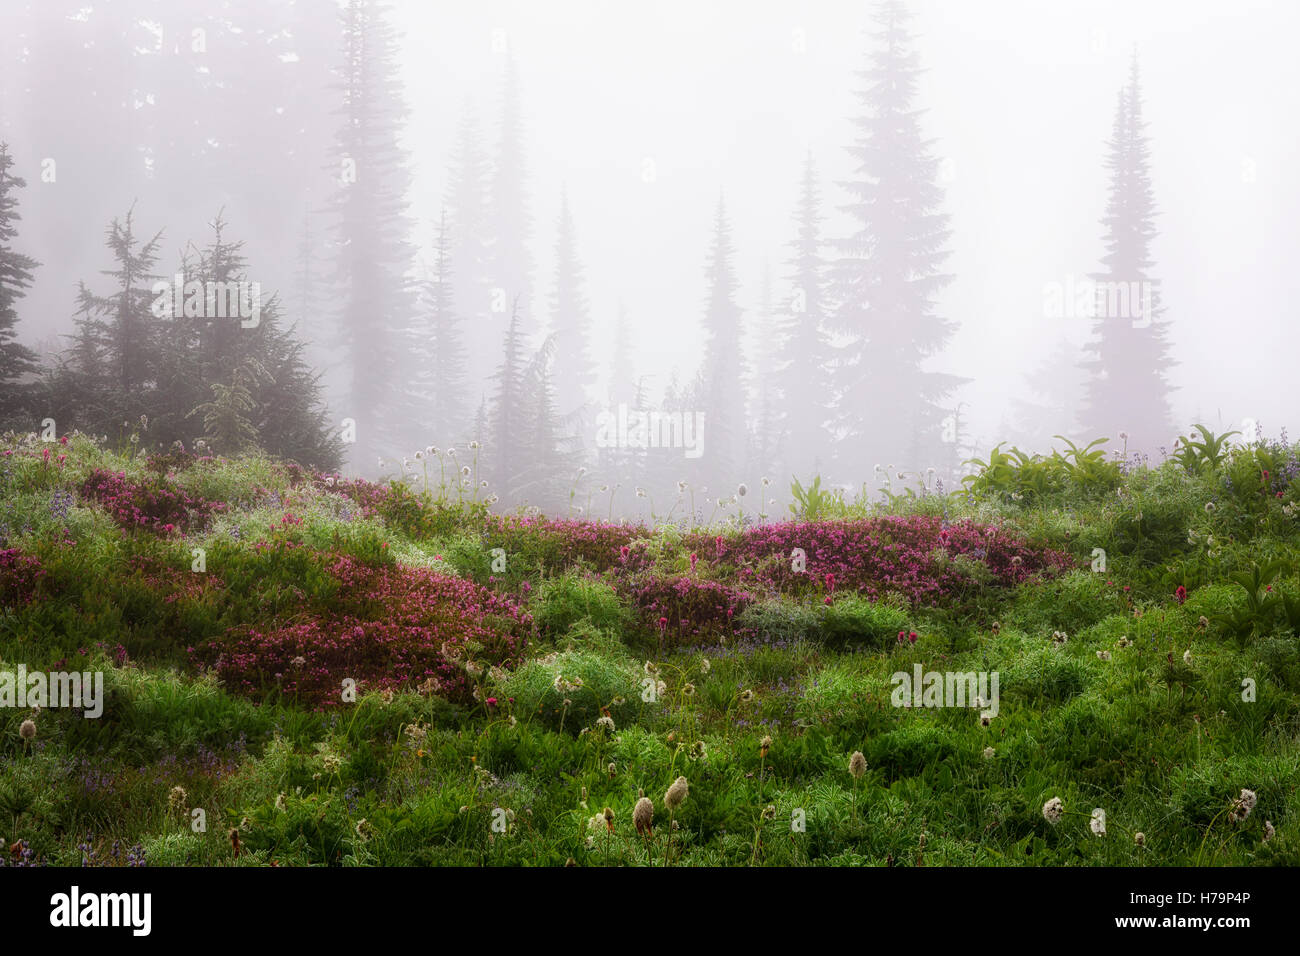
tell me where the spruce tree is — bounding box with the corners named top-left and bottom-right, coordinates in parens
top-left (406, 210), bottom-right (467, 446)
top-left (829, 0), bottom-right (957, 482)
top-left (329, 0), bottom-right (416, 468)
top-left (486, 57), bottom-right (533, 338)
top-left (698, 196), bottom-right (746, 487)
top-left (445, 107), bottom-right (494, 391)
top-left (486, 298), bottom-right (530, 494)
top-left (0, 143), bottom-right (40, 424)
top-left (547, 188), bottom-right (596, 448)
top-left (68, 207), bottom-right (165, 433)
top-left (1078, 54), bottom-right (1175, 451)
top-left (774, 152), bottom-right (836, 481)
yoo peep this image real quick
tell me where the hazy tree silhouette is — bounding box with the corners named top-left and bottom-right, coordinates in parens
top-left (329, 0), bottom-right (415, 467)
top-left (698, 195), bottom-right (746, 486)
top-left (829, 0), bottom-right (958, 483)
top-left (444, 106), bottom-right (494, 392)
top-left (0, 144), bottom-right (40, 424)
top-left (404, 210), bottom-right (468, 446)
top-left (774, 152), bottom-right (836, 482)
top-left (548, 188), bottom-right (597, 449)
top-left (487, 56), bottom-right (534, 339)
top-left (1078, 54), bottom-right (1175, 451)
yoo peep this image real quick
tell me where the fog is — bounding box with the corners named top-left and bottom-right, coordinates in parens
top-left (1, 0), bottom-right (1296, 515)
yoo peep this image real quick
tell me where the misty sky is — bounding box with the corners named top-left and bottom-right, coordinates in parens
top-left (399, 0), bottom-right (1300, 451)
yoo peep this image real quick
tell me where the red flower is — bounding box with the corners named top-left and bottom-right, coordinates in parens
top-left (1175, 585), bottom-right (1187, 605)
top-left (908, 631), bottom-right (918, 644)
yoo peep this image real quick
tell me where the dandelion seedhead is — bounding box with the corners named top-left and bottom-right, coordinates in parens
top-left (1042, 796), bottom-right (1064, 825)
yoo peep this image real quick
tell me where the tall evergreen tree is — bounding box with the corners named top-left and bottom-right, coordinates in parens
top-left (67, 207), bottom-right (165, 432)
top-left (516, 336), bottom-right (582, 511)
top-left (748, 262), bottom-right (782, 482)
top-left (486, 57), bottom-right (533, 339)
top-left (329, 0), bottom-right (415, 468)
top-left (486, 298), bottom-right (530, 494)
top-left (0, 143), bottom-right (40, 423)
top-left (547, 188), bottom-right (596, 448)
top-left (1078, 54), bottom-right (1175, 450)
top-left (445, 106), bottom-right (495, 392)
top-left (774, 152), bottom-right (836, 480)
top-left (54, 212), bottom-right (340, 468)
top-left (829, 1), bottom-right (958, 482)
top-left (698, 196), bottom-right (746, 486)
top-left (405, 210), bottom-right (467, 446)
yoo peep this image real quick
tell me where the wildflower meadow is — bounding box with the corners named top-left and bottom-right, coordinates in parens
top-left (0, 426), bottom-right (1296, 869)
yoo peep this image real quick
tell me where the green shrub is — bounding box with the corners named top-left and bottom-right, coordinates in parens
top-left (531, 572), bottom-right (631, 638)
top-left (501, 648), bottom-right (641, 734)
top-left (818, 595), bottom-right (910, 648)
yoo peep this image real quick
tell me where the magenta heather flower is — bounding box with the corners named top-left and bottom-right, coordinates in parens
top-left (193, 555), bottom-right (531, 708)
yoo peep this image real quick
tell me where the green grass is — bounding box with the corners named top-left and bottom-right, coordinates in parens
top-left (0, 431), bottom-right (1297, 866)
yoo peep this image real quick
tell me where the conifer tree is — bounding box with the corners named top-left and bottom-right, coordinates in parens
top-left (698, 196), bottom-right (746, 486)
top-left (774, 152), bottom-right (836, 480)
top-left (486, 57), bottom-right (533, 338)
top-left (548, 188), bottom-right (596, 444)
top-left (329, 0), bottom-right (415, 467)
top-left (445, 106), bottom-right (494, 391)
top-left (1078, 54), bottom-right (1175, 451)
top-left (0, 143), bottom-right (40, 424)
top-left (486, 298), bottom-right (530, 493)
top-left (829, 1), bottom-right (958, 482)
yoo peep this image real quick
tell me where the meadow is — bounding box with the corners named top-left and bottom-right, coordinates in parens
top-left (0, 426), bottom-right (1297, 866)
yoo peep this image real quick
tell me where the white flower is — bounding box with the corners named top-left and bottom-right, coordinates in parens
top-left (982, 747), bottom-right (995, 759)
top-left (1183, 649), bottom-right (1193, 666)
top-left (1042, 797), bottom-right (1064, 825)
top-left (1096, 650), bottom-right (1111, 661)
top-left (737, 483), bottom-right (748, 497)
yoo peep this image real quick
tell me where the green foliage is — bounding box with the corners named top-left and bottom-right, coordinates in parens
top-left (500, 648), bottom-right (641, 734)
top-left (3, 430), bottom-right (1300, 866)
top-left (531, 572), bottom-right (631, 639)
top-left (818, 596), bottom-right (911, 649)
top-left (1174, 425), bottom-right (1239, 474)
top-left (789, 475), bottom-right (838, 520)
